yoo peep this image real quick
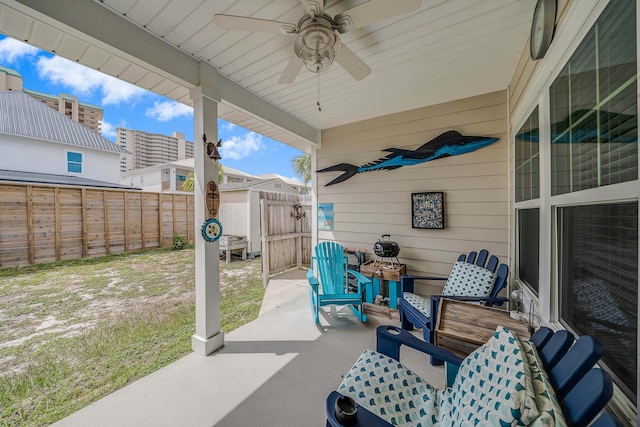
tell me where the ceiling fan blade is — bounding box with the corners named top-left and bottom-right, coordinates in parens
top-left (214, 14), bottom-right (297, 35)
top-left (335, 0), bottom-right (421, 32)
top-left (301, 0), bottom-right (324, 17)
top-left (335, 44), bottom-right (371, 81)
top-left (278, 56), bottom-right (304, 84)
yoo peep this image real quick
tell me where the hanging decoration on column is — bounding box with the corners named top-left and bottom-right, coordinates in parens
top-left (200, 133), bottom-right (223, 242)
top-left (316, 130), bottom-right (499, 186)
top-left (203, 133), bottom-right (223, 160)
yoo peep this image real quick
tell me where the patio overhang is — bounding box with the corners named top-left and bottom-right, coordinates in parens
top-left (0, 0), bottom-right (321, 152)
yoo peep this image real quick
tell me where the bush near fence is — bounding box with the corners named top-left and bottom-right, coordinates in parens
top-left (0, 183), bottom-right (194, 268)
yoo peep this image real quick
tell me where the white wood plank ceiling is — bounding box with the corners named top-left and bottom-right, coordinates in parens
top-left (0, 0), bottom-right (536, 149)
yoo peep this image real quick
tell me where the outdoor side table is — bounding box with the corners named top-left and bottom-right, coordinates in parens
top-left (359, 261), bottom-right (406, 309)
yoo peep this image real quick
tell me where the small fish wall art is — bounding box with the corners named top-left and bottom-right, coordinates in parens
top-left (317, 130), bottom-right (499, 186)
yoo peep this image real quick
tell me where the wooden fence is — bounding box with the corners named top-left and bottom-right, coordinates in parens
top-left (0, 183), bottom-right (194, 268)
top-left (260, 192), bottom-right (311, 287)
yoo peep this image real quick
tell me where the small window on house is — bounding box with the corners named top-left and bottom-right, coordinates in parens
top-left (67, 151), bottom-right (82, 173)
top-left (515, 107), bottom-right (540, 202)
top-left (517, 208), bottom-right (539, 295)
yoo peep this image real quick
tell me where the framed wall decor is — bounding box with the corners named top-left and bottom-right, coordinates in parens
top-left (318, 203), bottom-right (334, 231)
top-left (411, 192), bottom-right (444, 229)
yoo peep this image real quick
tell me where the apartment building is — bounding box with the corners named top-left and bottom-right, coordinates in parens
top-left (116, 127), bottom-right (194, 172)
top-left (0, 66), bottom-right (103, 133)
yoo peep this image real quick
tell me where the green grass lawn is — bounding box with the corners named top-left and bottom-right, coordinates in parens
top-left (0, 248), bottom-right (264, 427)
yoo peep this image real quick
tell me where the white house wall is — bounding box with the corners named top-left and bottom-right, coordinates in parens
top-left (218, 190), bottom-right (250, 247)
top-left (0, 133), bottom-right (121, 183)
top-left (317, 90), bottom-right (509, 297)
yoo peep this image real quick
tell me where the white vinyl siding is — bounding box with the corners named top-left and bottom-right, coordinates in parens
top-left (317, 90), bottom-right (509, 296)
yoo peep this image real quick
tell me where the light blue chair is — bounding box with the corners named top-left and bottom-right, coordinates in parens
top-left (307, 242), bottom-right (371, 323)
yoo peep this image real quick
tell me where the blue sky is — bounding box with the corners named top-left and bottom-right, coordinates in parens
top-left (0, 35), bottom-right (304, 180)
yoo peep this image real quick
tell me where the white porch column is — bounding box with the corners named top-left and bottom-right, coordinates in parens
top-left (190, 85), bottom-right (224, 355)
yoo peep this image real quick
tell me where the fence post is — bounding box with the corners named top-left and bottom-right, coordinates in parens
top-left (158, 193), bottom-right (163, 248)
top-left (55, 187), bottom-right (61, 261)
top-left (124, 192), bottom-right (129, 252)
top-left (140, 193), bottom-right (146, 250)
top-left (103, 191), bottom-right (110, 255)
top-left (81, 188), bottom-right (88, 258)
top-left (260, 197), bottom-right (270, 288)
top-left (26, 185), bottom-right (34, 264)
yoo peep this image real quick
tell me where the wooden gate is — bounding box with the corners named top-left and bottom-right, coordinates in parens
top-left (259, 192), bottom-right (311, 287)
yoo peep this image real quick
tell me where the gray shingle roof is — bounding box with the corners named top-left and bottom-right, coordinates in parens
top-left (0, 91), bottom-right (128, 154)
top-left (0, 169), bottom-right (138, 190)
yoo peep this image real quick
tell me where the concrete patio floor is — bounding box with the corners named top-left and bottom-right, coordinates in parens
top-left (51, 269), bottom-right (445, 427)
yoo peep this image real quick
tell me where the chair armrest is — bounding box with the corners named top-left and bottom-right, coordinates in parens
top-left (347, 269), bottom-right (372, 288)
top-left (375, 325), bottom-right (463, 366)
top-left (307, 269), bottom-right (319, 291)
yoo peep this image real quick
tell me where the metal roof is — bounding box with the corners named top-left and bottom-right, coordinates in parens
top-left (0, 91), bottom-right (127, 154)
top-left (219, 178), bottom-right (298, 194)
top-left (0, 168), bottom-right (138, 190)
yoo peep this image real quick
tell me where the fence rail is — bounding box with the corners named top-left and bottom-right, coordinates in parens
top-left (0, 183), bottom-right (194, 268)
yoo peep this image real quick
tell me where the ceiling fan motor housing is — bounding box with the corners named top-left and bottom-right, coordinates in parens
top-left (294, 15), bottom-right (340, 73)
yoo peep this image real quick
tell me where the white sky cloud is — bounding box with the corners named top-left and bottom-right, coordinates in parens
top-left (0, 38), bottom-right (38, 63)
top-left (221, 132), bottom-right (264, 160)
top-left (37, 56), bottom-right (145, 105)
top-left (101, 120), bottom-right (116, 139)
top-left (145, 100), bottom-right (192, 122)
top-left (221, 121), bottom-right (237, 133)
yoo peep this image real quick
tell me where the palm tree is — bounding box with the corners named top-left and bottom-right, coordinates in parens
top-left (291, 152), bottom-right (311, 185)
top-left (182, 163), bottom-right (224, 191)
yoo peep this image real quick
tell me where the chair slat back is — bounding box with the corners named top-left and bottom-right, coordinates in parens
top-left (485, 255), bottom-right (499, 272)
top-left (540, 330), bottom-right (575, 370)
top-left (530, 326), bottom-right (554, 349)
top-left (315, 242), bottom-right (348, 295)
top-left (562, 369), bottom-right (614, 427)
top-left (475, 249), bottom-right (489, 267)
top-left (490, 264), bottom-right (509, 298)
top-left (550, 335), bottom-right (603, 398)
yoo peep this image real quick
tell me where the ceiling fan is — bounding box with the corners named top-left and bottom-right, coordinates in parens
top-left (214, 0), bottom-right (421, 84)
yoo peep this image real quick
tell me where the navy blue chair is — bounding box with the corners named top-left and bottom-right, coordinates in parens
top-left (398, 249), bottom-right (509, 363)
top-left (327, 327), bottom-right (615, 427)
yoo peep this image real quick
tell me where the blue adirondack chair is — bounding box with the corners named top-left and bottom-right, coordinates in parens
top-left (398, 249), bottom-right (509, 355)
top-left (327, 326), bottom-right (618, 427)
top-left (307, 242), bottom-right (371, 323)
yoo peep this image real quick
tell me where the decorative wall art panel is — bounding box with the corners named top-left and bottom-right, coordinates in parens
top-left (317, 130), bottom-right (499, 186)
top-left (318, 203), bottom-right (334, 231)
top-left (411, 192), bottom-right (444, 229)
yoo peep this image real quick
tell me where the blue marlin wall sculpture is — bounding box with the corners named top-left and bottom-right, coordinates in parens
top-left (317, 130), bottom-right (499, 186)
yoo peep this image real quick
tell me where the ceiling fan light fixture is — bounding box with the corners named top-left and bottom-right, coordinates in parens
top-left (294, 17), bottom-right (338, 73)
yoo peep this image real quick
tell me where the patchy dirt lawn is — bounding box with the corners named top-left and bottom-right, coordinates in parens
top-left (0, 248), bottom-right (262, 375)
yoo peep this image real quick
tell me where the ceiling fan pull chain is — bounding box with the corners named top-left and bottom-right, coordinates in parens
top-left (316, 71), bottom-right (321, 112)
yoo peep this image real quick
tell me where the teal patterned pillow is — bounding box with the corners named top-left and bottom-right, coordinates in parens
top-left (520, 340), bottom-right (568, 427)
top-left (443, 326), bottom-right (539, 426)
top-left (442, 261), bottom-right (496, 299)
top-left (338, 349), bottom-right (440, 426)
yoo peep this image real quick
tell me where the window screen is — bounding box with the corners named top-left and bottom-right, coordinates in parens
top-left (559, 202), bottom-right (638, 402)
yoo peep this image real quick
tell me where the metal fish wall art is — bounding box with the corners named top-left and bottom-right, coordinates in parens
top-left (317, 130), bottom-right (499, 186)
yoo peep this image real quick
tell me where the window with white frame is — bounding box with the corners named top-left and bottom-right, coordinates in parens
top-left (550, 0), bottom-right (637, 403)
top-left (515, 107), bottom-right (541, 295)
top-left (67, 151), bottom-right (82, 174)
top-left (514, 0), bottom-right (638, 405)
